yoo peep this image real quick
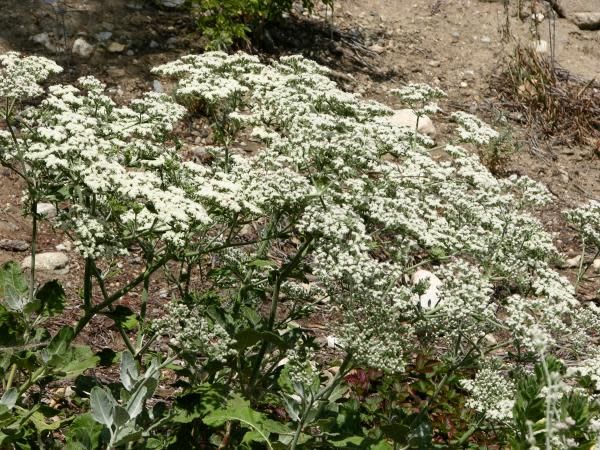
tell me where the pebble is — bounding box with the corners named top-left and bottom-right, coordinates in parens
top-left (55, 240), bottom-right (72, 252)
top-left (32, 33), bottom-right (55, 52)
top-left (21, 252), bottom-right (69, 273)
top-left (451, 32), bottom-right (460, 43)
top-left (593, 259), bottom-right (600, 273)
top-left (480, 36), bottom-right (491, 44)
top-left (0, 239), bottom-right (29, 252)
top-left (460, 81), bottom-right (469, 88)
top-left (72, 38), bottom-right (94, 58)
top-left (160, 0), bottom-right (185, 6)
top-left (385, 109), bottom-right (437, 138)
top-left (428, 60), bottom-right (441, 67)
top-left (572, 12), bottom-right (600, 31)
top-left (369, 44), bottom-right (385, 54)
top-left (95, 31), bottom-right (112, 42)
top-left (149, 40), bottom-right (159, 49)
top-left (107, 42), bottom-right (126, 53)
top-left (36, 203), bottom-right (57, 218)
top-left (562, 255), bottom-right (582, 269)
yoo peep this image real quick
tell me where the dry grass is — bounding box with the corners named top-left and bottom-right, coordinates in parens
top-left (494, 45), bottom-right (600, 146)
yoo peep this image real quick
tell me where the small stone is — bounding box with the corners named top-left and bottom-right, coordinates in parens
top-left (190, 146), bottom-right (213, 164)
top-left (532, 12), bottom-right (544, 23)
top-left (95, 31), bottom-right (112, 42)
top-left (21, 252), bottom-right (69, 273)
top-left (107, 42), bottom-right (126, 53)
top-left (451, 31), bottom-right (460, 43)
top-left (160, 0), bottom-right (185, 6)
top-left (149, 40), bottom-right (159, 49)
top-left (463, 70), bottom-right (475, 79)
top-left (152, 80), bottom-right (164, 93)
top-left (572, 12), bottom-right (600, 31)
top-left (428, 60), bottom-right (441, 67)
top-left (593, 259), bottom-right (600, 273)
top-left (32, 32), bottom-right (55, 51)
top-left (55, 240), bottom-right (72, 252)
top-left (385, 109), bottom-right (437, 138)
top-left (369, 44), bottom-right (385, 54)
top-left (0, 239), bottom-right (29, 252)
top-left (72, 38), bottom-right (94, 58)
top-left (460, 81), bottom-right (469, 88)
top-left (480, 36), bottom-right (491, 44)
top-left (126, 50), bottom-right (135, 56)
top-left (166, 37), bottom-right (178, 47)
top-left (36, 203), bottom-right (57, 218)
top-left (558, 169), bottom-right (569, 184)
top-left (562, 255), bottom-right (582, 269)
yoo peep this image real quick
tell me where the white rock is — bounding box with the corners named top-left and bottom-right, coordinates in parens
top-left (563, 255), bottom-right (582, 269)
top-left (22, 252), bottom-right (69, 273)
top-left (107, 42), bottom-right (126, 53)
top-left (160, 0), bottom-right (185, 7)
top-left (32, 33), bottom-right (55, 51)
top-left (412, 269), bottom-right (442, 309)
top-left (481, 36), bottom-right (492, 44)
top-left (72, 38), bottom-right (94, 58)
top-left (532, 12), bottom-right (545, 23)
top-left (592, 259), bottom-right (600, 273)
top-left (36, 203), bottom-right (57, 218)
top-left (386, 109), bottom-right (436, 137)
top-left (572, 12), bottom-right (600, 31)
top-left (95, 31), bottom-right (113, 42)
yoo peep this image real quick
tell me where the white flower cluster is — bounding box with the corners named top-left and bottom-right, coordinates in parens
top-left (451, 111), bottom-right (500, 145)
top-left (461, 366), bottom-right (515, 422)
top-left (152, 301), bottom-right (236, 363)
top-left (3, 51), bottom-right (597, 404)
top-left (0, 52), bottom-right (62, 100)
top-left (153, 52), bottom-right (598, 376)
top-left (564, 201), bottom-right (600, 249)
top-left (391, 83), bottom-right (445, 116)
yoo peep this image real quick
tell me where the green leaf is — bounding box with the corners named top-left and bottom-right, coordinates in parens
top-left (203, 395), bottom-right (286, 449)
top-left (0, 261), bottom-right (28, 312)
top-left (33, 280), bottom-right (65, 316)
top-left (172, 383), bottom-right (229, 424)
top-left (125, 385), bottom-right (147, 419)
top-left (65, 413), bottom-right (103, 450)
top-left (90, 387), bottom-right (115, 427)
top-left (234, 329), bottom-right (287, 351)
top-left (0, 388), bottom-right (17, 410)
top-left (247, 259), bottom-right (277, 269)
top-left (29, 411), bottom-right (61, 432)
top-left (120, 351), bottom-right (138, 391)
top-left (45, 326), bottom-right (75, 361)
top-left (105, 305), bottom-right (138, 331)
top-left (57, 345), bottom-right (100, 379)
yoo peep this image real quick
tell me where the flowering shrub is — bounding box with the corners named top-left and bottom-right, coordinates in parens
top-left (0, 50), bottom-right (599, 448)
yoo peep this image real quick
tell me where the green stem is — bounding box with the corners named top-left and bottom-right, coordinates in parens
top-left (5, 363), bottom-right (17, 391)
top-left (29, 199), bottom-right (37, 303)
top-left (247, 238), bottom-right (314, 397)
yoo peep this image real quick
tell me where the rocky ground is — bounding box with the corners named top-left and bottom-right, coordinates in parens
top-left (0, 0), bottom-right (599, 346)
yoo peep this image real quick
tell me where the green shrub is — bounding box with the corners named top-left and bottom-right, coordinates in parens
top-left (192, 0), bottom-right (334, 49)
